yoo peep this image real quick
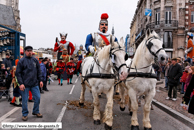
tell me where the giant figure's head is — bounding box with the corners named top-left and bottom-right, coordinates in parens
top-left (60, 33), bottom-right (68, 41)
top-left (99, 13), bottom-right (109, 33)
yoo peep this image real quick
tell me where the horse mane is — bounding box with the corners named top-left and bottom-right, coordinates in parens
top-left (132, 31), bottom-right (160, 66)
top-left (97, 41), bottom-right (121, 62)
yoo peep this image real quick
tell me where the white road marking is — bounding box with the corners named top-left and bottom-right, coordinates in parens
top-left (2, 118), bottom-right (16, 122)
top-left (75, 78), bottom-right (78, 83)
top-left (0, 107), bottom-right (20, 123)
top-left (69, 85), bottom-right (75, 95)
top-left (53, 101), bottom-right (68, 130)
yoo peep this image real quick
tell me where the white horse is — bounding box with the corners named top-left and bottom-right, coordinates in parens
top-left (119, 29), bottom-right (167, 130)
top-left (79, 38), bottom-right (128, 130)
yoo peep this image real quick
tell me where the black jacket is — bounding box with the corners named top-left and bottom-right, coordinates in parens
top-left (3, 58), bottom-right (12, 70)
top-left (167, 63), bottom-right (183, 86)
top-left (15, 56), bottom-right (43, 88)
top-left (183, 75), bottom-right (194, 114)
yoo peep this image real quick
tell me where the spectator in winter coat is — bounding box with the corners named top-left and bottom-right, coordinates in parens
top-left (182, 66), bottom-right (194, 115)
top-left (16, 46), bottom-right (43, 121)
top-left (3, 53), bottom-right (12, 91)
top-left (48, 59), bottom-right (53, 85)
top-left (40, 59), bottom-right (48, 91)
top-left (56, 58), bottom-right (65, 86)
top-left (43, 57), bottom-right (50, 91)
top-left (66, 58), bottom-right (76, 84)
top-left (166, 58), bottom-right (183, 101)
top-left (3, 53), bottom-right (12, 71)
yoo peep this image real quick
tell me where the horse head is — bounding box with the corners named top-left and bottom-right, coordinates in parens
top-left (110, 37), bottom-right (128, 81)
top-left (144, 29), bottom-right (168, 65)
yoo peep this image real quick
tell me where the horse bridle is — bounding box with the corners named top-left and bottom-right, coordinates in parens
top-left (129, 36), bottom-right (164, 71)
top-left (110, 46), bottom-right (128, 72)
top-left (145, 36), bottom-right (164, 58)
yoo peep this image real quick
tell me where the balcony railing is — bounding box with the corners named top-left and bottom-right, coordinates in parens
top-left (146, 20), bottom-right (178, 30)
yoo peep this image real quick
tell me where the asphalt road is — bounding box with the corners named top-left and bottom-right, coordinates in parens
top-left (0, 75), bottom-right (192, 130)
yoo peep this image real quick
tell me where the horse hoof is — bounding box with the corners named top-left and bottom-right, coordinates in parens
top-left (129, 112), bottom-right (133, 116)
top-left (115, 92), bottom-right (119, 95)
top-left (144, 127), bottom-right (152, 130)
top-left (131, 125), bottom-right (139, 130)
top-left (120, 107), bottom-right (125, 111)
top-left (98, 95), bottom-right (101, 98)
top-left (93, 120), bottom-right (101, 125)
top-left (79, 102), bottom-right (84, 107)
top-left (104, 123), bottom-right (112, 130)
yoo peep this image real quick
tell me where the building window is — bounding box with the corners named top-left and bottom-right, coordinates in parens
top-left (155, 8), bottom-right (160, 25)
top-left (191, 12), bottom-right (194, 23)
top-left (165, 7), bottom-right (172, 24)
top-left (163, 31), bottom-right (173, 48)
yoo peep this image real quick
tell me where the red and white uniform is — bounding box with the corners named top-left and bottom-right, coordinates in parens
top-left (54, 40), bottom-right (75, 55)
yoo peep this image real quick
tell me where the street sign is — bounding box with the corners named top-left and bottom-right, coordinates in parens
top-left (145, 9), bottom-right (152, 16)
top-left (128, 47), bottom-right (134, 56)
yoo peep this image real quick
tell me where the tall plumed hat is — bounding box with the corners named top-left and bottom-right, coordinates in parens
top-left (60, 32), bottom-right (68, 38)
top-left (100, 13), bottom-right (109, 24)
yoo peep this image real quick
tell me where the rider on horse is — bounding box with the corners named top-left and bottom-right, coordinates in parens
top-left (54, 33), bottom-right (75, 60)
top-left (85, 13), bottom-right (118, 54)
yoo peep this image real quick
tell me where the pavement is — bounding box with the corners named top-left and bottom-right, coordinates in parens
top-left (0, 75), bottom-right (193, 130)
top-left (153, 79), bottom-right (194, 129)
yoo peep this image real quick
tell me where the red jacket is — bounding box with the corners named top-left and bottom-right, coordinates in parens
top-left (76, 60), bottom-right (82, 72)
top-left (66, 62), bottom-right (75, 75)
top-left (49, 62), bottom-right (53, 74)
top-left (54, 40), bottom-right (75, 55)
top-left (56, 62), bottom-right (65, 74)
top-left (180, 71), bottom-right (189, 83)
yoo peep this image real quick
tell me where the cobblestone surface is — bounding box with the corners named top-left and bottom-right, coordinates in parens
top-left (155, 79), bottom-right (194, 120)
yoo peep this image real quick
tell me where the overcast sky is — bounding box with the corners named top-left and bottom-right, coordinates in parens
top-left (20, 0), bottom-right (138, 49)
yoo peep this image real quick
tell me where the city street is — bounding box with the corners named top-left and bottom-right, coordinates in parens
top-left (0, 76), bottom-right (192, 130)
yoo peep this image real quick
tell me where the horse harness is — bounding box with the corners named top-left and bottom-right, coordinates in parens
top-left (126, 36), bottom-right (164, 80)
top-left (82, 39), bottom-right (128, 82)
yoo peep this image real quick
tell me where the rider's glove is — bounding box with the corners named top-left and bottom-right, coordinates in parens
top-left (185, 50), bottom-right (188, 54)
top-left (89, 46), bottom-right (95, 54)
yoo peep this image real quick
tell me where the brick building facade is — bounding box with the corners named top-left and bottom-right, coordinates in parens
top-left (130, 0), bottom-right (187, 58)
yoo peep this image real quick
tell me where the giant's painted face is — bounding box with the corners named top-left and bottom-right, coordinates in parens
top-left (99, 22), bottom-right (108, 33)
top-left (60, 33), bottom-right (67, 41)
top-left (61, 36), bottom-right (66, 41)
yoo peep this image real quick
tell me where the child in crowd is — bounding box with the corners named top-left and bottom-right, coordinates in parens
top-left (66, 58), bottom-right (75, 84)
top-left (10, 60), bottom-right (22, 106)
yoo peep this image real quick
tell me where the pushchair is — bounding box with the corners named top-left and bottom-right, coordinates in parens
top-left (0, 70), bottom-right (11, 101)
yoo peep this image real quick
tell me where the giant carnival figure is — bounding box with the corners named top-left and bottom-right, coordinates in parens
top-left (79, 13), bottom-right (129, 130)
top-left (85, 13), bottom-right (118, 54)
top-left (54, 33), bottom-right (75, 60)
